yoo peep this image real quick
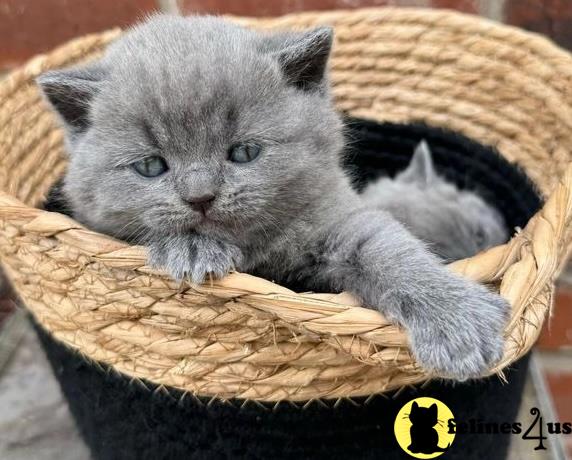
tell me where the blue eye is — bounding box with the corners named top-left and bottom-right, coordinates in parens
top-left (228, 143), bottom-right (262, 163)
top-left (132, 156), bottom-right (168, 177)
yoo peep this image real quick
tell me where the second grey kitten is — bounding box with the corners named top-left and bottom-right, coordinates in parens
top-left (363, 141), bottom-right (508, 261)
top-left (37, 15), bottom-right (510, 380)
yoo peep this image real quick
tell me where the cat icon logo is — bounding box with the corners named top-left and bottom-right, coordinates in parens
top-left (394, 397), bottom-right (456, 458)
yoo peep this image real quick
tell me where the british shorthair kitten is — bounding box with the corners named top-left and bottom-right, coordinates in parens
top-left (37, 15), bottom-right (509, 380)
top-left (362, 140), bottom-right (508, 261)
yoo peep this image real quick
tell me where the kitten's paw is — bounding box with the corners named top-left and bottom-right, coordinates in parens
top-left (408, 280), bottom-right (509, 381)
top-left (148, 235), bottom-right (243, 283)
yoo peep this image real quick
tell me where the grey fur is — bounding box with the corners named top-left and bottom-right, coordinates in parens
top-left (37, 14), bottom-right (510, 380)
top-left (362, 140), bottom-right (509, 261)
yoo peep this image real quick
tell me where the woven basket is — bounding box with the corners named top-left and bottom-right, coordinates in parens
top-left (1, 7), bottom-right (571, 402)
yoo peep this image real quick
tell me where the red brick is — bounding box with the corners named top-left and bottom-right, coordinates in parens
top-left (538, 286), bottom-right (572, 350)
top-left (0, 278), bottom-right (14, 329)
top-left (505, 0), bottom-right (552, 37)
top-left (431, 0), bottom-right (478, 14)
top-left (546, 372), bottom-right (572, 458)
top-left (177, 0), bottom-right (497, 17)
top-left (505, 0), bottom-right (572, 51)
top-left (0, 0), bottom-right (158, 70)
top-left (546, 373), bottom-right (572, 422)
top-left (178, 0), bottom-right (418, 17)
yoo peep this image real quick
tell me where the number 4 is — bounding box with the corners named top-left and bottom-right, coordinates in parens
top-left (522, 408), bottom-right (547, 450)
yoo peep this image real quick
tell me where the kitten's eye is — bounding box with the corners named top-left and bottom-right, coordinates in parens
top-left (131, 156), bottom-right (168, 177)
top-left (228, 143), bottom-right (262, 164)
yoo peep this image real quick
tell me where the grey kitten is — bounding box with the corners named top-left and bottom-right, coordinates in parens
top-left (37, 14), bottom-right (510, 380)
top-left (362, 140), bottom-right (508, 261)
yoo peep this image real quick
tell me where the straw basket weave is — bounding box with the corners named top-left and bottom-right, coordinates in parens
top-left (1, 7), bottom-right (571, 402)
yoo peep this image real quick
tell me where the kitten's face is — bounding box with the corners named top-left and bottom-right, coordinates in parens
top-left (39, 15), bottom-right (343, 244)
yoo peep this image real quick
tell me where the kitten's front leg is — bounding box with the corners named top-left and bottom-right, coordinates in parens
top-left (316, 208), bottom-right (510, 380)
top-left (148, 233), bottom-right (243, 283)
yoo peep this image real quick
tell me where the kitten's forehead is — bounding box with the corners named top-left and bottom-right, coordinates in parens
top-left (99, 16), bottom-right (283, 129)
top-left (106, 16), bottom-right (272, 94)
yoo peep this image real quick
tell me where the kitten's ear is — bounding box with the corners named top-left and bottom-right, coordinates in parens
top-left (36, 63), bottom-right (107, 133)
top-left (397, 140), bottom-right (437, 187)
top-left (270, 27), bottom-right (333, 91)
top-left (412, 401), bottom-right (419, 410)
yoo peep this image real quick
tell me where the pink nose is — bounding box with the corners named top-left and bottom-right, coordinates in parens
top-left (186, 194), bottom-right (216, 214)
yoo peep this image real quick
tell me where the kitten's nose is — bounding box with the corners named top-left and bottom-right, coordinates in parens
top-left (186, 193), bottom-right (216, 214)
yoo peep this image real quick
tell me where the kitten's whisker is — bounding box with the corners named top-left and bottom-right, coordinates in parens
top-left (114, 214), bottom-right (151, 242)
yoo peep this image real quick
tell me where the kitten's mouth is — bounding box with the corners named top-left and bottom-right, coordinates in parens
top-left (193, 210), bottom-right (219, 227)
top-left (196, 208), bottom-right (214, 221)
top-left (172, 210), bottom-right (225, 233)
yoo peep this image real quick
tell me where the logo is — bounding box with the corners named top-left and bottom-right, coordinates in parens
top-left (394, 397), bottom-right (456, 458)
top-left (447, 407), bottom-right (572, 450)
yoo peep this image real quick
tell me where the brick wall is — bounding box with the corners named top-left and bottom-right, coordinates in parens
top-left (0, 0), bottom-right (160, 71)
top-left (2, 0), bottom-right (572, 71)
